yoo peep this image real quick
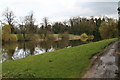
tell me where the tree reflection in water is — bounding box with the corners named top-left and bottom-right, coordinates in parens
top-left (2, 39), bottom-right (83, 62)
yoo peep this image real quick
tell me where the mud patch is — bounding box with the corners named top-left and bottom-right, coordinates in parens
top-left (83, 41), bottom-right (120, 78)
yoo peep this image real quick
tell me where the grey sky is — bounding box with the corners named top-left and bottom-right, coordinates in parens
top-left (0, 0), bottom-right (119, 24)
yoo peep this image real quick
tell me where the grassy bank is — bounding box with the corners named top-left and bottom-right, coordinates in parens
top-left (2, 38), bottom-right (117, 78)
top-left (16, 34), bottom-right (77, 41)
top-left (53, 34), bottom-right (77, 37)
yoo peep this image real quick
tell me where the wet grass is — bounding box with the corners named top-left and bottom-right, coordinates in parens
top-left (2, 38), bottom-right (117, 78)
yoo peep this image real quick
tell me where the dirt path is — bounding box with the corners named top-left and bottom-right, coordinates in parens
top-left (83, 41), bottom-right (120, 78)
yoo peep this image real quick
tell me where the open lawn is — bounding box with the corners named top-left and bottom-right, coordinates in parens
top-left (16, 34), bottom-right (77, 40)
top-left (2, 38), bottom-right (117, 78)
top-left (53, 34), bottom-right (77, 37)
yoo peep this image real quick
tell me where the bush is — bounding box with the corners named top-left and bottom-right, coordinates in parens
top-left (2, 24), bottom-right (12, 34)
top-left (10, 34), bottom-right (18, 42)
top-left (17, 34), bottom-right (41, 41)
top-left (99, 21), bottom-right (118, 39)
top-left (80, 33), bottom-right (88, 41)
top-left (17, 34), bottom-right (24, 41)
top-left (2, 34), bottom-right (18, 42)
top-left (46, 34), bottom-right (56, 41)
top-left (2, 34), bottom-right (10, 42)
top-left (88, 35), bottom-right (94, 40)
top-left (58, 34), bottom-right (69, 40)
top-left (2, 42), bottom-right (18, 50)
top-left (25, 34), bottom-right (37, 41)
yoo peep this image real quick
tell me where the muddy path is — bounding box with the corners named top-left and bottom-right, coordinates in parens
top-left (83, 41), bottom-right (120, 78)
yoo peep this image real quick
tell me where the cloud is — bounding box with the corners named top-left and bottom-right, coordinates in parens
top-left (0, 0), bottom-right (118, 23)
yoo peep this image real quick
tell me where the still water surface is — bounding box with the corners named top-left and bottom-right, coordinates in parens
top-left (2, 39), bottom-right (85, 62)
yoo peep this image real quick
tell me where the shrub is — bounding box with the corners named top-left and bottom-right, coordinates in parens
top-left (2, 24), bottom-right (12, 34)
top-left (25, 34), bottom-right (37, 41)
top-left (46, 35), bottom-right (56, 41)
top-left (88, 35), bottom-right (94, 40)
top-left (10, 34), bottom-right (18, 42)
top-left (2, 34), bottom-right (10, 42)
top-left (17, 34), bottom-right (24, 41)
top-left (2, 34), bottom-right (18, 42)
top-left (80, 33), bottom-right (88, 41)
top-left (99, 21), bottom-right (118, 39)
top-left (2, 42), bottom-right (18, 50)
top-left (58, 34), bottom-right (69, 40)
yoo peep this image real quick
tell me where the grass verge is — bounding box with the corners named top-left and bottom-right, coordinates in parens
top-left (2, 38), bottom-right (117, 78)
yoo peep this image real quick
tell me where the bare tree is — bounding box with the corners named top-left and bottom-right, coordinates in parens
top-left (2, 8), bottom-right (15, 33)
top-left (24, 12), bottom-right (36, 34)
top-left (39, 17), bottom-right (52, 39)
top-left (17, 13), bottom-right (36, 40)
top-left (2, 8), bottom-right (15, 26)
top-left (42, 17), bottom-right (49, 28)
top-left (24, 13), bottom-right (35, 25)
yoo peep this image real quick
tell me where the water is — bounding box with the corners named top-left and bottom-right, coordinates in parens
top-left (2, 39), bottom-right (85, 62)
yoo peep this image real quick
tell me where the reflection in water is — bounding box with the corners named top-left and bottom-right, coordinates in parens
top-left (2, 39), bottom-right (83, 62)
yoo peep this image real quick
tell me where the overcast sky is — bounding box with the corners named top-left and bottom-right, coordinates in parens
top-left (0, 0), bottom-right (119, 24)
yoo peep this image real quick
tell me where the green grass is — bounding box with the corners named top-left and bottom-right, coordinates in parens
top-left (68, 34), bottom-right (78, 36)
top-left (53, 34), bottom-right (77, 37)
top-left (2, 38), bottom-right (117, 78)
top-left (16, 34), bottom-right (77, 39)
top-left (53, 34), bottom-right (59, 37)
top-left (16, 34), bottom-right (78, 40)
top-left (16, 34), bottom-right (43, 39)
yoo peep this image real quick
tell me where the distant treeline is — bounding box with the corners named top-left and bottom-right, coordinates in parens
top-left (1, 8), bottom-right (119, 42)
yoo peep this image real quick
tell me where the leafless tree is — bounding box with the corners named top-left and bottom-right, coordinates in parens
top-left (42, 17), bottom-right (49, 28)
top-left (24, 12), bottom-right (36, 34)
top-left (2, 8), bottom-right (16, 33)
top-left (2, 8), bottom-right (15, 26)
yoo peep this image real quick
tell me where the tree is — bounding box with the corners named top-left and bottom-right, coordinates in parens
top-left (42, 17), bottom-right (52, 32)
top-left (99, 21), bottom-right (118, 39)
top-left (68, 17), bottom-right (95, 35)
top-left (52, 22), bottom-right (67, 34)
top-left (93, 18), bottom-right (102, 41)
top-left (17, 17), bottom-right (27, 40)
top-left (22, 12), bottom-right (38, 40)
top-left (2, 24), bottom-right (18, 42)
top-left (24, 12), bottom-right (36, 34)
top-left (118, 20), bottom-right (120, 39)
top-left (39, 17), bottom-right (53, 39)
top-left (2, 24), bottom-right (12, 34)
top-left (42, 17), bottom-right (49, 28)
top-left (86, 19), bottom-right (95, 34)
top-left (2, 8), bottom-right (15, 33)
